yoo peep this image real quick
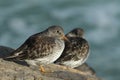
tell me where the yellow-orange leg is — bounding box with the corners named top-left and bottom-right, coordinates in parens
top-left (39, 65), bottom-right (45, 73)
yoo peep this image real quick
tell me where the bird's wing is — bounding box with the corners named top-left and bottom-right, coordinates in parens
top-left (6, 36), bottom-right (56, 60)
top-left (56, 37), bottom-right (89, 62)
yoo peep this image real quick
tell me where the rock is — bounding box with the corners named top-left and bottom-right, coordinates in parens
top-left (0, 46), bottom-right (101, 80)
top-left (75, 63), bottom-right (96, 76)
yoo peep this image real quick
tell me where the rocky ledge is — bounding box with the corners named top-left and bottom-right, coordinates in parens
top-left (0, 46), bottom-right (101, 80)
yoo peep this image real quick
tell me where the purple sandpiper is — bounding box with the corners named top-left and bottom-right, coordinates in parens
top-left (6, 25), bottom-right (68, 72)
top-left (55, 28), bottom-right (89, 68)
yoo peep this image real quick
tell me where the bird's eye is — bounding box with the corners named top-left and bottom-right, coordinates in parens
top-left (57, 30), bottom-right (59, 33)
top-left (56, 30), bottom-right (61, 34)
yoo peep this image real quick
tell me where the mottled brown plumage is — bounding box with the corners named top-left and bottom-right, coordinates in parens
top-left (55, 28), bottom-right (89, 68)
top-left (59, 37), bottom-right (89, 61)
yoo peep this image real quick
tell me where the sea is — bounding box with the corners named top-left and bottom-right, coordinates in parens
top-left (0, 0), bottom-right (120, 80)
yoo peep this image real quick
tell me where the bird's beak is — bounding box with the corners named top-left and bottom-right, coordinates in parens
top-left (61, 35), bottom-right (69, 41)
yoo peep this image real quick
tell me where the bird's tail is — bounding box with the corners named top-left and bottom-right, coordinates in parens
top-left (4, 55), bottom-right (17, 61)
top-left (4, 51), bottom-right (22, 61)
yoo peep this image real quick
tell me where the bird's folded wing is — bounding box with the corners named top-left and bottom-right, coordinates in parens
top-left (5, 36), bottom-right (56, 60)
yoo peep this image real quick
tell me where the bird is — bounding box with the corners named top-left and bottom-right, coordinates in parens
top-left (55, 28), bottom-right (90, 68)
top-left (5, 25), bottom-right (68, 72)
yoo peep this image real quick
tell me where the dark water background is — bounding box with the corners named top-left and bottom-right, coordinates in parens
top-left (0, 0), bottom-right (120, 80)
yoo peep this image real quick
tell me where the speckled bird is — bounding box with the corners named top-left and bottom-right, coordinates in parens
top-left (6, 25), bottom-right (68, 69)
top-left (55, 28), bottom-right (90, 68)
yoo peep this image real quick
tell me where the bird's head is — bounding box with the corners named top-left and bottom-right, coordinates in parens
top-left (47, 25), bottom-right (68, 41)
top-left (66, 28), bottom-right (84, 38)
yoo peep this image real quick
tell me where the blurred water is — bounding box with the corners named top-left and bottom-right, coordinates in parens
top-left (0, 0), bottom-right (120, 80)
